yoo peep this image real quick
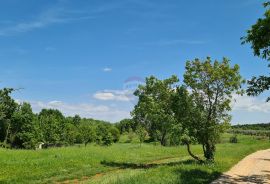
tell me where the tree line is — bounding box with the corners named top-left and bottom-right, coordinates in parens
top-left (232, 123), bottom-right (270, 131)
top-left (0, 89), bottom-right (120, 149)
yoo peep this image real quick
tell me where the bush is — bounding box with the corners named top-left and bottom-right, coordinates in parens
top-left (110, 127), bottom-right (120, 143)
top-left (102, 133), bottom-right (113, 146)
top-left (229, 135), bottom-right (238, 143)
top-left (127, 131), bottom-right (135, 143)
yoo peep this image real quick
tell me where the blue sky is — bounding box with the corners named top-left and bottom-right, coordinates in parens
top-left (0, 0), bottom-right (269, 123)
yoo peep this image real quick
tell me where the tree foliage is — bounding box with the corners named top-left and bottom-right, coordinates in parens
top-left (242, 2), bottom-right (270, 100)
top-left (132, 75), bottom-right (179, 146)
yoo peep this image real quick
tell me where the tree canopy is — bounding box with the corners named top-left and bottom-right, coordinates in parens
top-left (242, 2), bottom-right (270, 101)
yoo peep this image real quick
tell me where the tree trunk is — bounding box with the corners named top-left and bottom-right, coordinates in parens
top-left (160, 132), bottom-right (167, 146)
top-left (4, 122), bottom-right (10, 145)
top-left (202, 144), bottom-right (206, 156)
top-left (204, 142), bottom-right (215, 161)
top-left (185, 143), bottom-right (203, 162)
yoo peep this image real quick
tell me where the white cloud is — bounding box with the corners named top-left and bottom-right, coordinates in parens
top-left (19, 100), bottom-right (130, 122)
top-left (93, 90), bottom-right (131, 102)
top-left (103, 67), bottom-right (112, 72)
top-left (232, 94), bottom-right (270, 113)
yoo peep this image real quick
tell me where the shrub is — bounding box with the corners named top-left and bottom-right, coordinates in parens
top-left (229, 135), bottom-right (238, 143)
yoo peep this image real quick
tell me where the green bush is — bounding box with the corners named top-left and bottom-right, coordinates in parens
top-left (229, 134), bottom-right (238, 143)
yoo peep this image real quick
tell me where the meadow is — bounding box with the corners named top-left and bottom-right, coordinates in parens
top-left (0, 134), bottom-right (270, 184)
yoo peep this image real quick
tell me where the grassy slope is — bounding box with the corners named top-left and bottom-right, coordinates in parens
top-left (0, 134), bottom-right (269, 184)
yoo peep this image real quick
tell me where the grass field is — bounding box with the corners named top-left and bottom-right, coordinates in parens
top-left (0, 134), bottom-right (270, 184)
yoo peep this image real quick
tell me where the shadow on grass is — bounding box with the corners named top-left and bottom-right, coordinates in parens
top-left (174, 168), bottom-right (221, 184)
top-left (101, 159), bottom-right (223, 183)
top-left (100, 159), bottom-right (197, 169)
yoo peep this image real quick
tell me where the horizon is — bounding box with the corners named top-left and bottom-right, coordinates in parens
top-left (0, 0), bottom-right (269, 124)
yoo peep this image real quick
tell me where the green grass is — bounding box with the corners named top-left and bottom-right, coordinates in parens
top-left (0, 134), bottom-right (269, 184)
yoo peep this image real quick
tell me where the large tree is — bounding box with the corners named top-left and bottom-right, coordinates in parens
top-left (183, 57), bottom-right (245, 161)
top-left (0, 88), bottom-right (17, 145)
top-left (11, 102), bottom-right (40, 149)
top-left (242, 2), bottom-right (270, 100)
top-left (38, 109), bottom-right (66, 145)
top-left (132, 75), bottom-right (179, 146)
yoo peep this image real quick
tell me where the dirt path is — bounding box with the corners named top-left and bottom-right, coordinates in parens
top-left (212, 149), bottom-right (270, 184)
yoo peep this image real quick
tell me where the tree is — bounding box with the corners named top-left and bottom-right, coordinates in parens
top-left (72, 115), bottom-right (81, 127)
top-left (102, 132), bottom-right (113, 146)
top-left (96, 123), bottom-right (114, 146)
top-left (136, 124), bottom-right (147, 147)
top-left (115, 119), bottom-right (137, 134)
top-left (0, 88), bottom-right (17, 145)
top-left (242, 2), bottom-right (270, 101)
top-left (63, 122), bottom-right (78, 145)
top-left (79, 123), bottom-right (96, 147)
top-left (110, 126), bottom-right (120, 143)
top-left (132, 75), bottom-right (179, 146)
top-left (11, 102), bottom-right (40, 149)
top-left (183, 57), bottom-right (244, 161)
top-left (38, 109), bottom-right (66, 145)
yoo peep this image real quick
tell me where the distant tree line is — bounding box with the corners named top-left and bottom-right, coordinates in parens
top-left (232, 123), bottom-right (270, 131)
top-left (229, 123), bottom-right (270, 138)
top-left (0, 88), bottom-right (120, 149)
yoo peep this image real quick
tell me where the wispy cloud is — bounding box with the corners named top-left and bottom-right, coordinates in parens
top-left (103, 67), bottom-right (112, 72)
top-left (17, 99), bottom-right (130, 122)
top-left (0, 6), bottom-right (94, 36)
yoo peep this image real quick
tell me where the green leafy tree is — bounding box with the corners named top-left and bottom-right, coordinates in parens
top-left (110, 126), bottom-right (120, 143)
top-left (63, 122), bottom-right (79, 145)
top-left (79, 123), bottom-right (96, 147)
top-left (183, 57), bottom-right (244, 161)
top-left (72, 115), bottom-right (81, 127)
top-left (102, 132), bottom-right (113, 146)
top-left (12, 103), bottom-right (40, 149)
top-left (38, 109), bottom-right (66, 145)
top-left (242, 2), bottom-right (270, 101)
top-left (132, 75), bottom-right (179, 146)
top-left (96, 123), bottom-right (114, 146)
top-left (136, 124), bottom-right (147, 146)
top-left (115, 119), bottom-right (137, 134)
top-left (0, 88), bottom-right (17, 146)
